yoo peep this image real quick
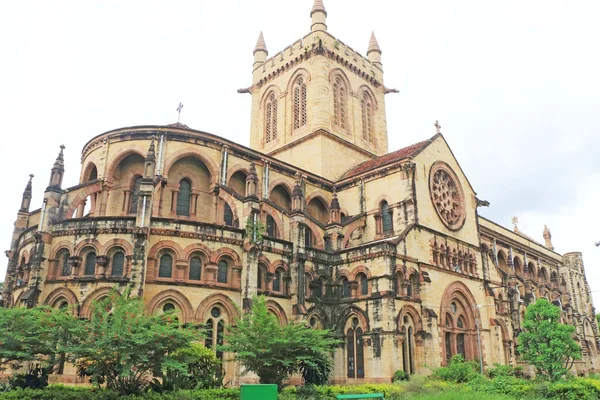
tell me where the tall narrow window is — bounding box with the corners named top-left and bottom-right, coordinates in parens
top-left (304, 225), bottom-right (313, 248)
top-left (177, 179), bottom-right (191, 216)
top-left (84, 252), bottom-right (96, 276)
top-left (60, 250), bottom-right (71, 277)
top-left (223, 203), bottom-right (233, 226)
top-left (381, 201), bottom-right (392, 234)
top-left (293, 76), bottom-right (307, 130)
top-left (265, 92), bottom-right (278, 143)
top-left (266, 215), bottom-right (276, 237)
top-left (333, 76), bottom-right (346, 129)
top-left (189, 256), bottom-right (202, 281)
top-left (273, 268), bottom-right (282, 292)
top-left (359, 273), bottom-right (368, 296)
top-left (217, 260), bottom-right (228, 284)
top-left (410, 273), bottom-right (420, 297)
top-left (257, 265), bottom-right (265, 290)
top-left (361, 92), bottom-right (374, 143)
top-left (129, 176), bottom-right (143, 213)
top-left (159, 254), bottom-right (173, 278)
top-left (347, 318), bottom-right (365, 378)
top-left (341, 277), bottom-right (351, 298)
top-left (111, 251), bottom-right (125, 276)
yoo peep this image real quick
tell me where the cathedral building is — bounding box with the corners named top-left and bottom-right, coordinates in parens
top-left (3, 0), bottom-right (599, 384)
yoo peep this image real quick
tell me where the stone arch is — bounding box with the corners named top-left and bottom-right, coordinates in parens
top-left (266, 299), bottom-right (288, 325)
top-left (305, 192), bottom-right (331, 211)
top-left (259, 84), bottom-right (282, 106)
top-left (268, 259), bottom-right (289, 274)
top-left (80, 287), bottom-right (116, 319)
top-left (304, 219), bottom-right (324, 249)
top-left (195, 293), bottom-right (239, 323)
top-left (357, 85), bottom-right (379, 108)
top-left (350, 265), bottom-right (372, 280)
top-left (440, 281), bottom-right (480, 327)
top-left (261, 203), bottom-right (285, 239)
top-left (82, 161), bottom-right (99, 183)
top-left (218, 190), bottom-right (240, 227)
top-left (226, 164), bottom-right (250, 197)
top-left (334, 305), bottom-right (370, 335)
top-left (268, 178), bottom-right (294, 199)
top-left (49, 241), bottom-right (74, 260)
top-left (496, 250), bottom-right (508, 271)
top-left (75, 239), bottom-right (101, 256)
top-left (148, 240), bottom-right (184, 259)
top-left (328, 68), bottom-right (351, 88)
top-left (162, 149), bottom-right (219, 182)
top-left (65, 182), bottom-right (103, 218)
top-left (372, 194), bottom-right (394, 212)
top-left (285, 68), bottom-right (312, 93)
top-left (181, 242), bottom-right (212, 261)
top-left (146, 289), bottom-right (194, 323)
top-left (105, 148), bottom-right (146, 184)
top-left (342, 219), bottom-right (367, 248)
top-left (210, 247), bottom-right (242, 266)
top-left (397, 304), bottom-right (424, 333)
top-left (43, 287), bottom-right (79, 310)
top-left (101, 238), bottom-right (134, 256)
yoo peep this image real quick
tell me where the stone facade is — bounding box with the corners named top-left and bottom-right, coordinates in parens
top-left (3, 0), bottom-right (599, 384)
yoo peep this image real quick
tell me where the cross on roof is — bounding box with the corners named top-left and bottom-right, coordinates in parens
top-left (434, 120), bottom-right (442, 134)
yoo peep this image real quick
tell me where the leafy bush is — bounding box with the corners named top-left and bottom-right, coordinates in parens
top-left (432, 355), bottom-right (478, 383)
top-left (281, 384), bottom-right (405, 400)
top-left (392, 369), bottom-right (408, 382)
top-left (486, 363), bottom-right (514, 378)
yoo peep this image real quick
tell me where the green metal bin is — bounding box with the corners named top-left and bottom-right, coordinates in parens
top-left (240, 384), bottom-right (278, 400)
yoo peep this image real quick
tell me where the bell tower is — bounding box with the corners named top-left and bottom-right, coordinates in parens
top-left (246, 0), bottom-right (390, 180)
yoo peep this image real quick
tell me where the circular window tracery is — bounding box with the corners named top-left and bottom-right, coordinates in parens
top-left (429, 162), bottom-right (466, 230)
top-left (211, 306), bottom-right (221, 318)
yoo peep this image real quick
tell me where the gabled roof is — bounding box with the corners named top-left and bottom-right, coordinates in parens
top-left (341, 137), bottom-right (433, 179)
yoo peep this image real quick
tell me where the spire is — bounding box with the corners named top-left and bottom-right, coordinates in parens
top-left (47, 145), bottom-right (65, 190)
top-left (367, 31), bottom-right (382, 68)
top-left (253, 31), bottom-right (268, 69)
top-left (245, 162), bottom-right (259, 199)
top-left (253, 31), bottom-right (267, 55)
top-left (367, 32), bottom-right (381, 54)
top-left (310, 0), bottom-right (327, 32)
top-left (328, 187), bottom-right (341, 225)
top-left (311, 0), bottom-right (327, 16)
top-left (543, 225), bottom-right (554, 251)
top-left (144, 137), bottom-right (156, 178)
top-left (20, 174), bottom-right (34, 212)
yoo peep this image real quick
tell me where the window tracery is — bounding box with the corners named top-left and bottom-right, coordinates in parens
top-left (360, 92), bottom-right (374, 142)
top-left (293, 76), bottom-right (307, 130)
top-left (429, 162), bottom-right (466, 230)
top-left (265, 92), bottom-right (278, 143)
top-left (333, 76), bottom-right (346, 130)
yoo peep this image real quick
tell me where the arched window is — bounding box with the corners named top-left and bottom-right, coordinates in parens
top-left (266, 215), bottom-right (276, 238)
top-left (205, 306), bottom-right (226, 363)
top-left (111, 251), bottom-right (125, 276)
top-left (257, 264), bottom-right (267, 290)
top-left (358, 273), bottom-right (368, 296)
top-left (217, 260), bottom-right (228, 284)
top-left (84, 251), bottom-right (96, 276)
top-left (333, 76), bottom-right (346, 129)
top-left (59, 250), bottom-right (71, 277)
top-left (304, 273), bottom-right (312, 298)
top-left (401, 315), bottom-right (416, 375)
top-left (273, 268), bottom-right (283, 292)
top-left (340, 277), bottom-right (350, 298)
top-left (346, 317), bottom-right (365, 378)
top-left (381, 201), bottom-right (392, 234)
top-left (163, 303), bottom-right (176, 313)
top-left (265, 92), bottom-right (278, 143)
top-left (223, 203), bottom-right (234, 226)
top-left (304, 225), bottom-right (314, 248)
top-left (409, 273), bottom-right (420, 298)
top-left (129, 176), bottom-right (143, 213)
top-left (176, 179), bottom-right (191, 216)
top-left (293, 76), bottom-right (307, 130)
top-left (360, 92), bottom-right (374, 142)
top-left (159, 254), bottom-right (173, 278)
top-left (189, 256), bottom-right (202, 281)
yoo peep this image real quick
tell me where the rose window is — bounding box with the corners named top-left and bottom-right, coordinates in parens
top-left (430, 163), bottom-right (465, 230)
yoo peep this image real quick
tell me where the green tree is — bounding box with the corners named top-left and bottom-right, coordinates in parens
top-left (66, 288), bottom-right (202, 394)
top-left (221, 296), bottom-right (338, 388)
top-left (0, 305), bottom-right (79, 373)
top-left (517, 298), bottom-right (581, 381)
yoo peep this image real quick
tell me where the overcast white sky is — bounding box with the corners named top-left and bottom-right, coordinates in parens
top-left (1, 0), bottom-right (599, 304)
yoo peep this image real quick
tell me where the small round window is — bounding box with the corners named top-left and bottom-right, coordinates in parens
top-left (163, 303), bottom-right (176, 313)
top-left (211, 307), bottom-right (221, 318)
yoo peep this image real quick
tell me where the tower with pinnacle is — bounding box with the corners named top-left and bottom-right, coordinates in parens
top-left (247, 0), bottom-right (390, 180)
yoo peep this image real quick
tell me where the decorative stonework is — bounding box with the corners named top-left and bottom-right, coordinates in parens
top-left (429, 162), bottom-right (465, 231)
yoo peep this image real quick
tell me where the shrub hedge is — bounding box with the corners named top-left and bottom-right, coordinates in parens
top-left (3, 377), bottom-right (600, 399)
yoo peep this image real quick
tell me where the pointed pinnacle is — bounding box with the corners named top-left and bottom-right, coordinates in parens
top-left (368, 31), bottom-right (381, 54)
top-left (146, 137), bottom-right (156, 161)
top-left (253, 31), bottom-right (268, 55)
top-left (311, 0), bottom-right (327, 16)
